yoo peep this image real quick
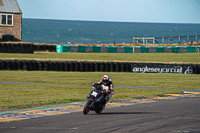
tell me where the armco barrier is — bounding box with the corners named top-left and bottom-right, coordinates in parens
top-left (187, 46), bottom-right (195, 53)
top-left (156, 47), bottom-right (164, 53)
top-left (71, 45), bottom-right (78, 52)
top-left (56, 45), bottom-right (63, 53)
top-left (93, 46), bottom-right (101, 53)
top-left (141, 47), bottom-right (149, 53)
top-left (86, 46), bottom-right (93, 52)
top-left (108, 46), bottom-right (117, 53)
top-left (164, 47), bottom-right (172, 53)
top-left (1, 44), bottom-right (200, 53)
top-left (63, 45), bottom-right (71, 52)
top-left (196, 46), bottom-right (200, 52)
top-left (180, 47), bottom-right (187, 53)
top-left (124, 47), bottom-right (133, 53)
top-left (101, 46), bottom-right (108, 53)
top-left (56, 45), bottom-right (200, 53)
top-left (149, 47), bottom-right (156, 53)
top-left (117, 47), bottom-right (124, 53)
top-left (0, 60), bottom-right (199, 74)
top-left (78, 46), bottom-right (86, 52)
top-left (172, 47), bottom-right (180, 53)
top-left (134, 46), bottom-right (141, 53)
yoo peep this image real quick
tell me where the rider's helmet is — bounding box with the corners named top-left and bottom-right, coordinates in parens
top-left (102, 75), bottom-right (109, 85)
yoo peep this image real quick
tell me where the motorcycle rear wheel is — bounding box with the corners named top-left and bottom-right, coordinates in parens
top-left (83, 100), bottom-right (92, 115)
top-left (95, 106), bottom-right (104, 114)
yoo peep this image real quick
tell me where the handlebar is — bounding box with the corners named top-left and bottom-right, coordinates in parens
top-left (91, 83), bottom-right (111, 94)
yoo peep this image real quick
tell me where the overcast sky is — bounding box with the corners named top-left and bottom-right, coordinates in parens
top-left (17, 0), bottom-right (200, 23)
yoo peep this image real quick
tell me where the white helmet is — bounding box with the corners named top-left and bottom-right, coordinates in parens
top-left (102, 75), bottom-right (109, 84)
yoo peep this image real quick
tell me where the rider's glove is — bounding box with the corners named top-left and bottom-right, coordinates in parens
top-left (107, 90), bottom-right (111, 93)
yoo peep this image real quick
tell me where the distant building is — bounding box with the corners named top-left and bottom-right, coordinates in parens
top-left (0, 0), bottom-right (22, 41)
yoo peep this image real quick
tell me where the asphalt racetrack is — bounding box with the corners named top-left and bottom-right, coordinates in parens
top-left (1, 96), bottom-right (200, 133)
top-left (0, 81), bottom-right (200, 133)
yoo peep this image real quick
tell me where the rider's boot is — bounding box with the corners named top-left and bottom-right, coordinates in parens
top-left (102, 96), bottom-right (109, 109)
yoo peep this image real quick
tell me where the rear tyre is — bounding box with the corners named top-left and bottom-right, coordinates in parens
top-left (95, 107), bottom-right (103, 114)
top-left (95, 104), bottom-right (104, 114)
top-left (83, 100), bottom-right (92, 115)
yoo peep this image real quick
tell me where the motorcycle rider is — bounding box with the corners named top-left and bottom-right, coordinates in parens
top-left (90, 75), bottom-right (114, 108)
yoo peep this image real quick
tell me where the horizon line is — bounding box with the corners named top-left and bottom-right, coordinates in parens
top-left (22, 17), bottom-right (200, 25)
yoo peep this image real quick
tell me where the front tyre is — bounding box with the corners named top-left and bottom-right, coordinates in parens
top-left (83, 100), bottom-right (92, 115)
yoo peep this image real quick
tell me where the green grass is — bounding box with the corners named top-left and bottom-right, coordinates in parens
top-left (0, 84), bottom-right (88, 109)
top-left (0, 71), bottom-right (199, 89)
top-left (1, 71), bottom-right (200, 109)
top-left (0, 52), bottom-right (200, 110)
top-left (0, 52), bottom-right (200, 64)
top-left (0, 84), bottom-right (181, 109)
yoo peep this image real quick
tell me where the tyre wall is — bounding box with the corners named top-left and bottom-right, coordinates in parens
top-left (0, 43), bottom-right (34, 53)
top-left (33, 45), bottom-right (56, 52)
top-left (0, 43), bottom-right (56, 53)
top-left (0, 60), bottom-right (199, 74)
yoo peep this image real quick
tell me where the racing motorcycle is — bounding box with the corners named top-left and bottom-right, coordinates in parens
top-left (83, 84), bottom-right (106, 115)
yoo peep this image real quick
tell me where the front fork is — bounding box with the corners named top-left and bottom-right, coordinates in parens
top-left (89, 100), bottom-right (95, 108)
top-left (88, 94), bottom-right (100, 109)
top-left (87, 89), bottom-right (102, 109)
top-left (87, 89), bottom-right (94, 98)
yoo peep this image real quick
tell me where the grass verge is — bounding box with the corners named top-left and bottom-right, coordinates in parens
top-left (0, 84), bottom-right (181, 109)
top-left (1, 71), bottom-right (199, 110)
top-left (0, 51), bottom-right (199, 111)
top-left (0, 52), bottom-right (200, 64)
top-left (0, 71), bottom-right (199, 89)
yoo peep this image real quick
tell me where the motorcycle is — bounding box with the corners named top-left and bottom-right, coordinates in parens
top-left (83, 84), bottom-right (106, 115)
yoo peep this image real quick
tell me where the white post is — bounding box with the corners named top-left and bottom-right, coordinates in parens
top-left (196, 35), bottom-right (198, 42)
top-left (153, 37), bottom-right (155, 44)
top-left (143, 37), bottom-right (145, 44)
top-left (162, 37), bottom-right (164, 44)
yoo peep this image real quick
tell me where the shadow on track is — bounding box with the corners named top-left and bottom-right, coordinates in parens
top-left (89, 112), bottom-right (161, 115)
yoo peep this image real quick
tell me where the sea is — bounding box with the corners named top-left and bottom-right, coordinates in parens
top-left (22, 18), bottom-right (200, 44)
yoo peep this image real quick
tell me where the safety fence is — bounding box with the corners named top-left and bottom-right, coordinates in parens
top-left (134, 46), bottom-right (200, 53)
top-left (0, 60), bottom-right (199, 74)
top-left (56, 45), bottom-right (200, 53)
top-left (0, 43), bottom-right (200, 53)
top-left (56, 45), bottom-right (134, 53)
top-left (133, 35), bottom-right (200, 44)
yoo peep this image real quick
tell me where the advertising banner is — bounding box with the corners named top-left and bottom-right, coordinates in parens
top-left (132, 64), bottom-right (193, 74)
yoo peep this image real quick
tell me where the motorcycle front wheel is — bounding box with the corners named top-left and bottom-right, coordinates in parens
top-left (83, 100), bottom-right (92, 115)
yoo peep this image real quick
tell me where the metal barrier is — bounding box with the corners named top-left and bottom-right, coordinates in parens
top-left (56, 45), bottom-right (200, 53)
top-left (133, 35), bottom-right (200, 44)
